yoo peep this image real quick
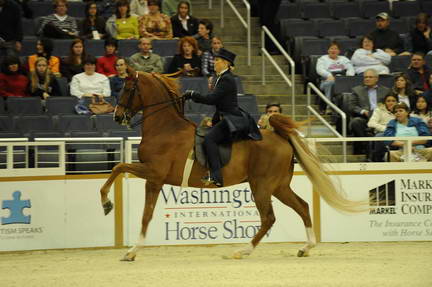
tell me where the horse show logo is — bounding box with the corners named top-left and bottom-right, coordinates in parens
top-left (369, 180), bottom-right (396, 215)
top-left (1, 191), bottom-right (31, 225)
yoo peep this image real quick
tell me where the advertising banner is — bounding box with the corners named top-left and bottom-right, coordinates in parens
top-left (124, 177), bottom-right (313, 246)
top-left (321, 174), bottom-right (432, 242)
top-left (0, 180), bottom-right (114, 251)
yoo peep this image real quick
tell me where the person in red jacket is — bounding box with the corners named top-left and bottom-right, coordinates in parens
top-left (96, 37), bottom-right (118, 77)
top-left (0, 55), bottom-right (29, 98)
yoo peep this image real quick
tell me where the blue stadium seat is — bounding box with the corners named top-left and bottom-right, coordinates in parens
top-left (331, 2), bottom-right (361, 20)
top-left (346, 18), bottom-right (376, 37)
top-left (0, 97), bottom-right (5, 114)
top-left (57, 114), bottom-right (94, 136)
top-left (52, 39), bottom-right (74, 57)
top-left (7, 97), bottom-right (43, 115)
top-left (0, 115), bottom-right (15, 132)
top-left (389, 56), bottom-right (410, 74)
top-left (362, 1), bottom-right (390, 19)
top-left (19, 38), bottom-right (38, 56)
top-left (16, 115), bottom-right (56, 138)
top-left (68, 2), bottom-right (86, 18)
top-left (180, 77), bottom-right (209, 95)
top-left (164, 56), bottom-right (174, 73)
top-left (94, 114), bottom-right (131, 137)
top-left (392, 1), bottom-right (420, 19)
top-left (118, 39), bottom-right (139, 57)
top-left (22, 18), bottom-right (36, 38)
top-left (46, 96), bottom-right (78, 115)
top-left (238, 94), bottom-right (259, 115)
top-left (301, 2), bottom-right (331, 20)
top-left (86, 40), bottom-right (105, 57)
top-left (28, 1), bottom-right (53, 18)
top-left (315, 19), bottom-right (348, 38)
top-left (152, 39), bottom-right (178, 57)
top-left (277, 3), bottom-right (302, 20)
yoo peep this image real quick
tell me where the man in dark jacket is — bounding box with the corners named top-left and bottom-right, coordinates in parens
top-left (183, 48), bottom-right (262, 187)
top-left (407, 52), bottom-right (431, 95)
top-left (349, 68), bottom-right (391, 154)
top-left (370, 12), bottom-right (407, 56)
top-left (0, 0), bottom-right (23, 58)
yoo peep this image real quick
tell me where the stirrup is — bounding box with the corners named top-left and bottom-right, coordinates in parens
top-left (201, 173), bottom-right (223, 187)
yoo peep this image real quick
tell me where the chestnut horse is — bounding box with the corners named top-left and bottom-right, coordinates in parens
top-left (100, 71), bottom-right (367, 261)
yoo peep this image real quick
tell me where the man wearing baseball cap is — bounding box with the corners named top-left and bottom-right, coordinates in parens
top-left (370, 12), bottom-right (409, 56)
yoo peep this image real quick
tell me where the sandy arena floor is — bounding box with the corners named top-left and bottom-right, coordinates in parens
top-left (1, 242), bottom-right (431, 287)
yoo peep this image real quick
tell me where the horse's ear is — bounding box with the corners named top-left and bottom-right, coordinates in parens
top-left (126, 65), bottom-right (136, 78)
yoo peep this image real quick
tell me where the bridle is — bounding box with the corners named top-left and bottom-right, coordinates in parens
top-left (116, 72), bottom-right (186, 128)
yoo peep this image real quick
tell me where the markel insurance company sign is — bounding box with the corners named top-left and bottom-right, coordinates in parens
top-left (321, 174), bottom-right (432, 242)
top-left (124, 178), bottom-right (312, 245)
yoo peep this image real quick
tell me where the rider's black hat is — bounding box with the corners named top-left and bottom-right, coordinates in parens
top-left (214, 48), bottom-right (236, 66)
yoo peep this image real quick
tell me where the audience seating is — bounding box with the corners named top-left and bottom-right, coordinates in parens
top-left (277, 3), bottom-right (302, 20)
top-left (302, 2), bottom-right (332, 20)
top-left (392, 1), bottom-right (421, 19)
top-left (389, 55), bottom-right (410, 74)
top-left (362, 1), bottom-right (390, 19)
top-left (334, 75), bottom-right (395, 95)
top-left (331, 2), bottom-right (361, 19)
top-left (315, 19), bottom-right (348, 38)
top-left (0, 97), bottom-right (5, 114)
top-left (16, 115), bottom-right (56, 138)
top-left (57, 114), bottom-right (94, 137)
top-left (7, 97), bottom-right (43, 115)
top-left (46, 97), bottom-right (78, 115)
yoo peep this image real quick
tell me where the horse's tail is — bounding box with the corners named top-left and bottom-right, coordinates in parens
top-left (269, 114), bottom-right (368, 213)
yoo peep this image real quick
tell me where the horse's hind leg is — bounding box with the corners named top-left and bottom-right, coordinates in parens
top-left (233, 180), bottom-right (276, 259)
top-left (100, 163), bottom-right (149, 215)
top-left (273, 186), bottom-right (316, 257)
top-left (122, 181), bottom-right (161, 261)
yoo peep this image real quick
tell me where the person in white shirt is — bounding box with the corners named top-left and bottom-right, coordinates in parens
top-left (70, 55), bottom-right (111, 100)
top-left (351, 34), bottom-right (391, 75)
top-left (316, 41), bottom-right (355, 114)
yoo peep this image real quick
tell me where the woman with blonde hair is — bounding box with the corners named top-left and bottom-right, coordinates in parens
top-left (29, 57), bottom-right (60, 100)
top-left (167, 36), bottom-right (201, 76)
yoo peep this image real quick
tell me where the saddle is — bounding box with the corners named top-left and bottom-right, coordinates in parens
top-left (194, 126), bottom-right (232, 169)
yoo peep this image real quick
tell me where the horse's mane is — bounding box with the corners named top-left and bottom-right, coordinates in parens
top-left (138, 71), bottom-right (181, 98)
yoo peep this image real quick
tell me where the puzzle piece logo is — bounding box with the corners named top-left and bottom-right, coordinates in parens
top-left (1, 191), bottom-right (31, 225)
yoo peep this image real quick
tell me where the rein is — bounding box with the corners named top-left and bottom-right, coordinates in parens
top-left (119, 72), bottom-right (186, 128)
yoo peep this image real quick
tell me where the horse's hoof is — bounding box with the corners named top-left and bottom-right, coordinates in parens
top-left (232, 251), bottom-right (244, 260)
top-left (297, 250), bottom-right (309, 257)
top-left (120, 253), bottom-right (136, 262)
top-left (103, 200), bottom-right (114, 216)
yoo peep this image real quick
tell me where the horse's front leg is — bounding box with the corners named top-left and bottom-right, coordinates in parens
top-left (121, 181), bottom-right (162, 261)
top-left (100, 163), bottom-right (151, 215)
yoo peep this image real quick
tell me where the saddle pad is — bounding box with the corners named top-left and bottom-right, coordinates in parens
top-left (195, 126), bottom-right (232, 169)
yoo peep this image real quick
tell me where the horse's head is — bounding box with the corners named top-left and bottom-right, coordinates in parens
top-left (114, 67), bottom-right (142, 126)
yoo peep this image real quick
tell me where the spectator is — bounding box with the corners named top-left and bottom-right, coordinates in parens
top-left (27, 38), bottom-right (61, 77)
top-left (168, 36), bottom-right (201, 76)
top-left (0, 55), bottom-right (29, 98)
top-left (70, 55), bottom-right (111, 100)
top-left (106, 0), bottom-right (139, 40)
top-left (258, 103), bottom-right (282, 131)
top-left (38, 0), bottom-right (79, 39)
top-left (316, 41), bottom-right (355, 114)
top-left (194, 19), bottom-right (213, 53)
top-left (411, 95), bottom-right (432, 133)
top-left (162, 0), bottom-right (191, 17)
top-left (409, 13), bottom-right (432, 55)
top-left (367, 93), bottom-right (397, 161)
top-left (127, 37), bottom-right (163, 73)
top-left (349, 69), bottom-right (391, 154)
top-left (391, 74), bottom-right (417, 109)
top-left (109, 57), bottom-right (128, 103)
top-left (29, 57), bottom-right (60, 100)
top-left (60, 38), bottom-right (86, 82)
top-left (139, 0), bottom-right (173, 40)
top-left (407, 52), bottom-right (431, 95)
top-left (370, 12), bottom-right (408, 56)
top-left (367, 94), bottom-right (397, 134)
top-left (80, 1), bottom-right (106, 40)
top-left (202, 36), bottom-right (223, 79)
top-left (384, 102), bottom-right (432, 162)
top-left (171, 1), bottom-right (198, 38)
top-left (420, 74), bottom-right (432, 106)
top-left (0, 0), bottom-right (23, 58)
top-left (96, 38), bottom-right (118, 77)
top-left (351, 35), bottom-right (391, 75)
top-left (130, 0), bottom-right (149, 17)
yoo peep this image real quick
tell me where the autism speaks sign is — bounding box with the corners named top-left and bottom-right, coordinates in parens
top-left (124, 179), bottom-right (312, 245)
